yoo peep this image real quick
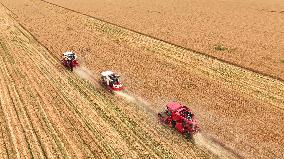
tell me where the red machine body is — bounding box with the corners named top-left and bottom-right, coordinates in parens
top-left (62, 59), bottom-right (78, 71)
top-left (158, 102), bottom-right (200, 138)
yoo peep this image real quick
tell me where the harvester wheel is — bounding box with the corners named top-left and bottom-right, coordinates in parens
top-left (184, 132), bottom-right (192, 139)
top-left (68, 60), bottom-right (73, 71)
top-left (164, 119), bottom-right (170, 125)
top-left (171, 120), bottom-right (176, 128)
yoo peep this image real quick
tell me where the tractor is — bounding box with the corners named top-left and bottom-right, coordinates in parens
top-left (100, 71), bottom-right (123, 92)
top-left (62, 51), bottom-right (79, 71)
top-left (158, 102), bottom-right (200, 138)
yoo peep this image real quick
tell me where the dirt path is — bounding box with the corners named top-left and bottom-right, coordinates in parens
top-left (0, 4), bottom-right (213, 158)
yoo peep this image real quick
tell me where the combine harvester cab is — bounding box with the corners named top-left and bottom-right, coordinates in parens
top-left (158, 102), bottom-right (200, 138)
top-left (62, 51), bottom-right (79, 71)
top-left (101, 71), bottom-right (123, 92)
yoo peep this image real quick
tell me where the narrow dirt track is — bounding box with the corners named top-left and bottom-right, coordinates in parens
top-left (0, 4), bottom-right (214, 158)
top-left (0, 0), bottom-right (284, 158)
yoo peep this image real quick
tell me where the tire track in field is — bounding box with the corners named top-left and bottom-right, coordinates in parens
top-left (1, 28), bottom-right (63, 158)
top-left (0, 101), bottom-right (9, 159)
top-left (0, 41), bottom-right (28, 159)
top-left (0, 40), bottom-right (14, 158)
top-left (0, 49), bottom-right (43, 158)
top-left (0, 66), bottom-right (16, 159)
top-left (0, 41), bottom-right (60, 158)
top-left (0, 67), bottom-right (12, 159)
top-left (38, 0), bottom-right (284, 110)
top-left (9, 44), bottom-right (75, 157)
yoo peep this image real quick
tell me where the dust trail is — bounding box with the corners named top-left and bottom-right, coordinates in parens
top-left (115, 91), bottom-right (156, 115)
top-left (194, 133), bottom-right (243, 159)
top-left (74, 67), bottom-right (156, 115)
top-left (115, 91), bottom-right (136, 103)
top-left (74, 66), bottom-right (241, 158)
top-left (74, 66), bottom-right (98, 85)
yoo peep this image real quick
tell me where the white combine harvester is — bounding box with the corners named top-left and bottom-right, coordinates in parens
top-left (61, 51), bottom-right (79, 71)
top-left (100, 71), bottom-right (123, 92)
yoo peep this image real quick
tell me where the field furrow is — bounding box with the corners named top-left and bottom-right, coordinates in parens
top-left (9, 42), bottom-right (76, 158)
top-left (0, 41), bottom-right (61, 159)
top-left (2, 62), bottom-right (41, 159)
top-left (0, 42), bottom-right (30, 158)
top-left (0, 68), bottom-right (12, 159)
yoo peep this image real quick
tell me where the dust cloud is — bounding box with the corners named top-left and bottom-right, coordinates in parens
top-left (194, 133), bottom-right (242, 159)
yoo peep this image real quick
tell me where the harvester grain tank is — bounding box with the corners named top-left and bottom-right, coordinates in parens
top-left (158, 102), bottom-right (200, 138)
top-left (62, 51), bottom-right (79, 71)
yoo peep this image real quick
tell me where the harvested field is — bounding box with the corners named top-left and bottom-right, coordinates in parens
top-left (0, 4), bottom-right (213, 158)
top-left (0, 0), bottom-right (284, 158)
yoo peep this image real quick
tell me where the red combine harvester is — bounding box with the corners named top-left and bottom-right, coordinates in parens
top-left (100, 71), bottom-right (123, 92)
top-left (158, 102), bottom-right (200, 138)
top-left (62, 51), bottom-right (79, 71)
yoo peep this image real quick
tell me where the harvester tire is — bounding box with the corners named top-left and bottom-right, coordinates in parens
top-left (165, 119), bottom-right (170, 125)
top-left (67, 60), bottom-right (73, 71)
top-left (185, 132), bottom-right (192, 139)
top-left (171, 121), bottom-right (176, 128)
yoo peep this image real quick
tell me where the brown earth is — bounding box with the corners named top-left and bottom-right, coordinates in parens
top-left (46, 0), bottom-right (284, 80)
top-left (0, 0), bottom-right (284, 158)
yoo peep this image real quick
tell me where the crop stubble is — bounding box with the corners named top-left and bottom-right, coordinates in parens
top-left (0, 0), bottom-right (283, 158)
top-left (0, 4), bottom-right (212, 158)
